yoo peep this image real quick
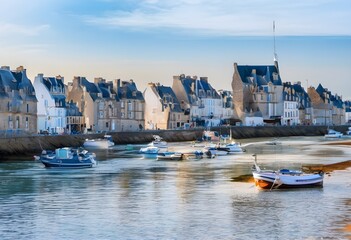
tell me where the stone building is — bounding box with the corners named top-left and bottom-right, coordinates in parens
top-left (95, 78), bottom-right (121, 132)
top-left (144, 82), bottom-right (186, 130)
top-left (0, 66), bottom-right (37, 134)
top-left (232, 61), bottom-right (283, 125)
top-left (66, 76), bottom-right (102, 133)
top-left (308, 84), bottom-right (333, 125)
top-left (113, 79), bottom-right (145, 131)
top-left (172, 74), bottom-right (222, 127)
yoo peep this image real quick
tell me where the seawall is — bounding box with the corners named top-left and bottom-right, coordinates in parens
top-left (0, 125), bottom-right (349, 158)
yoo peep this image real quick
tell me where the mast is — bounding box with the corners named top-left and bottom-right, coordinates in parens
top-left (273, 20), bottom-right (278, 62)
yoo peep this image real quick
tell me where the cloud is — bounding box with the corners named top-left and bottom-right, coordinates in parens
top-left (84, 0), bottom-right (351, 36)
top-left (0, 23), bottom-right (50, 36)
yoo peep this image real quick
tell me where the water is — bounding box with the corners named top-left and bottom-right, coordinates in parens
top-left (0, 136), bottom-right (350, 239)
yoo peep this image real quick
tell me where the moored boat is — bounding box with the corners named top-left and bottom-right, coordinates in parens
top-left (324, 129), bottom-right (343, 138)
top-left (83, 135), bottom-right (115, 149)
top-left (139, 146), bottom-right (160, 159)
top-left (252, 154), bottom-right (324, 190)
top-left (148, 135), bottom-right (168, 148)
top-left (35, 147), bottom-right (97, 168)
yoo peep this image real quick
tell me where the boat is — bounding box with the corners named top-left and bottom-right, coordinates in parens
top-left (148, 135), bottom-right (168, 148)
top-left (83, 135), bottom-right (115, 149)
top-left (139, 146), bottom-right (160, 159)
top-left (203, 146), bottom-right (228, 158)
top-left (220, 141), bottom-right (244, 153)
top-left (324, 129), bottom-right (343, 138)
top-left (157, 152), bottom-right (184, 161)
top-left (345, 127), bottom-right (351, 136)
top-left (34, 147), bottom-right (97, 168)
top-left (252, 154), bottom-right (324, 190)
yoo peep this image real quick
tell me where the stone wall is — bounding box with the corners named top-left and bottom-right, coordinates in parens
top-left (0, 125), bottom-right (349, 158)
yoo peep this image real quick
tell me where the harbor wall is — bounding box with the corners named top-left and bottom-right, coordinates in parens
top-left (0, 125), bottom-right (349, 158)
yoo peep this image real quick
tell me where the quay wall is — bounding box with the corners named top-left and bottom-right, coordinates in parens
top-left (0, 125), bottom-right (349, 158)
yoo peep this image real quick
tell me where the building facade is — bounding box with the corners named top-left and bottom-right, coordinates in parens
top-left (0, 66), bottom-right (37, 134)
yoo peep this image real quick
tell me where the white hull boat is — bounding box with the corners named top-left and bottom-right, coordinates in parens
top-left (83, 135), bottom-right (115, 149)
top-left (139, 146), bottom-right (159, 159)
top-left (324, 129), bottom-right (343, 138)
top-left (148, 135), bottom-right (168, 148)
top-left (252, 155), bottom-right (324, 189)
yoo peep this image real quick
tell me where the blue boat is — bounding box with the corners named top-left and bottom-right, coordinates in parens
top-left (35, 147), bottom-right (97, 168)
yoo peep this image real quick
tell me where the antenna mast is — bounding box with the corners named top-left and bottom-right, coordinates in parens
top-left (273, 21), bottom-right (278, 61)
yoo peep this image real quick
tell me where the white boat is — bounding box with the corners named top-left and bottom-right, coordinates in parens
top-left (83, 135), bottom-right (115, 149)
top-left (139, 146), bottom-right (160, 159)
top-left (252, 154), bottom-right (324, 190)
top-left (34, 147), bottom-right (97, 169)
top-left (324, 129), bottom-right (343, 138)
top-left (148, 135), bottom-right (168, 148)
top-left (220, 141), bottom-right (244, 153)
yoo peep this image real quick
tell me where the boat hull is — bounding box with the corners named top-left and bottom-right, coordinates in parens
top-left (253, 171), bottom-right (324, 189)
top-left (41, 159), bottom-right (96, 169)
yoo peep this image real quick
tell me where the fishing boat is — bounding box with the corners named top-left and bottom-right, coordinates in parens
top-left (148, 135), bottom-right (168, 148)
top-left (324, 129), bottom-right (343, 138)
top-left (252, 154), bottom-right (324, 190)
top-left (83, 135), bottom-right (115, 149)
top-left (34, 147), bottom-right (97, 168)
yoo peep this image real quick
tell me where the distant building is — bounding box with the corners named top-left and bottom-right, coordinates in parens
top-left (114, 79), bottom-right (145, 131)
top-left (33, 74), bottom-right (67, 134)
top-left (345, 101), bottom-right (351, 124)
top-left (232, 60), bottom-right (283, 125)
top-left (308, 84), bottom-right (333, 125)
top-left (292, 82), bottom-right (313, 125)
top-left (66, 100), bottom-right (84, 134)
top-left (0, 66), bottom-right (37, 134)
top-left (67, 76), bottom-right (103, 133)
top-left (95, 78), bottom-right (121, 132)
top-left (144, 82), bottom-right (186, 130)
top-left (282, 82), bottom-right (300, 126)
top-left (172, 74), bottom-right (222, 127)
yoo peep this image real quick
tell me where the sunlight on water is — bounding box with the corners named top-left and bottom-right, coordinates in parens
top-left (0, 136), bottom-right (350, 239)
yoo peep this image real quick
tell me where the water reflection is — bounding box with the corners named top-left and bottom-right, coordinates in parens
top-left (0, 136), bottom-right (350, 239)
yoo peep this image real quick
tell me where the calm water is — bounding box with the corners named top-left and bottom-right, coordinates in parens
top-left (0, 136), bottom-right (350, 240)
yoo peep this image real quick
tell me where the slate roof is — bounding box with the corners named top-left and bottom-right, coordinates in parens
top-left (79, 77), bottom-right (102, 101)
top-left (0, 68), bottom-right (37, 101)
top-left (118, 81), bottom-right (144, 101)
top-left (237, 65), bottom-right (282, 86)
top-left (155, 85), bottom-right (182, 112)
top-left (97, 81), bottom-right (120, 101)
top-left (178, 75), bottom-right (220, 103)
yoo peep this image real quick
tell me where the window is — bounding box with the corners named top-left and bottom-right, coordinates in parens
top-left (26, 104), bottom-right (29, 113)
top-left (106, 122), bottom-right (109, 128)
top-left (25, 117), bottom-right (29, 129)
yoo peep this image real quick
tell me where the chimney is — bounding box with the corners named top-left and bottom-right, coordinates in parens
top-left (16, 66), bottom-right (24, 72)
top-left (1, 66), bottom-right (10, 71)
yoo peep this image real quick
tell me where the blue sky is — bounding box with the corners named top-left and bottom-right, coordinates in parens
top-left (1, 0), bottom-right (351, 99)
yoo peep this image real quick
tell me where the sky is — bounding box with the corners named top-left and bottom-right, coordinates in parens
top-left (1, 0), bottom-right (351, 99)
